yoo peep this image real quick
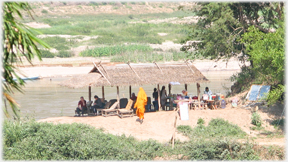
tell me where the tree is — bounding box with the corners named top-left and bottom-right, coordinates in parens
top-left (3, 2), bottom-right (49, 118)
top-left (241, 21), bottom-right (285, 104)
top-left (182, 2), bottom-right (284, 64)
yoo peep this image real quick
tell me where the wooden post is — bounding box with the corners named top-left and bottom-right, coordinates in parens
top-left (171, 107), bottom-right (179, 149)
top-left (88, 86), bottom-right (91, 102)
top-left (185, 84), bottom-right (187, 91)
top-left (197, 83), bottom-right (201, 109)
top-left (129, 85), bottom-right (132, 98)
top-left (168, 84), bottom-right (171, 96)
top-left (117, 86), bottom-right (120, 108)
top-left (102, 86), bottom-right (105, 103)
top-left (157, 84), bottom-right (161, 111)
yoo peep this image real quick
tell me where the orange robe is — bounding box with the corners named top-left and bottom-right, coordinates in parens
top-left (134, 87), bottom-right (147, 120)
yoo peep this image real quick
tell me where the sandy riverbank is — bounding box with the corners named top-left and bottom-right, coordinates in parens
top-left (38, 103), bottom-right (284, 146)
top-left (18, 57), bottom-right (248, 78)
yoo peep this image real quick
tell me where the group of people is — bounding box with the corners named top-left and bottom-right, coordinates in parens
top-left (76, 86), bottom-right (213, 123)
top-left (76, 95), bottom-right (104, 116)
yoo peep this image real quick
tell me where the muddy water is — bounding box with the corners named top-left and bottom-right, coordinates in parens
top-left (9, 70), bottom-right (239, 120)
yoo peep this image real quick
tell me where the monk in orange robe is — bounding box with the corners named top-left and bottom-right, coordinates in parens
top-left (134, 87), bottom-right (147, 124)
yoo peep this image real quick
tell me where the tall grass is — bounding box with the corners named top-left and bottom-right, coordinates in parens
top-left (80, 44), bottom-right (153, 57)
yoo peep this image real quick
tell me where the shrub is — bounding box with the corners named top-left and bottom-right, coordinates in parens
top-left (181, 139), bottom-right (259, 160)
top-left (3, 120), bottom-right (163, 160)
top-left (177, 118), bottom-right (246, 139)
top-left (177, 125), bottom-right (193, 136)
top-left (271, 118), bottom-right (285, 127)
top-left (80, 44), bottom-right (153, 57)
top-left (197, 118), bottom-right (205, 125)
top-left (128, 15), bottom-right (133, 19)
top-left (58, 50), bottom-right (72, 58)
top-left (42, 19), bottom-right (70, 26)
top-left (41, 9), bottom-right (48, 14)
top-left (251, 112), bottom-right (262, 127)
top-left (39, 49), bottom-right (54, 58)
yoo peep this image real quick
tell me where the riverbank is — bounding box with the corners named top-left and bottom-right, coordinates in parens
top-left (17, 57), bottom-right (248, 78)
top-left (38, 101), bottom-right (284, 146)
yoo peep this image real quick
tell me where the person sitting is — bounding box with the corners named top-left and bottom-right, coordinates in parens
top-left (91, 95), bottom-right (104, 115)
top-left (76, 96), bottom-right (87, 116)
top-left (182, 90), bottom-right (189, 99)
top-left (152, 88), bottom-right (159, 111)
top-left (204, 87), bottom-right (212, 95)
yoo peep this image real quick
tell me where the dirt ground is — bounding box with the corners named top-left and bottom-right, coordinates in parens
top-left (38, 102), bottom-right (285, 146)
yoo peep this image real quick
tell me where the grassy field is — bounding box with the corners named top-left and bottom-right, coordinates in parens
top-left (25, 10), bottom-right (195, 61)
top-left (3, 118), bottom-right (284, 160)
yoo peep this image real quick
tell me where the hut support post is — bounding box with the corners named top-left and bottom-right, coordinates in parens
top-left (185, 84), bottom-right (187, 91)
top-left (102, 86), bottom-right (105, 103)
top-left (117, 86), bottom-right (120, 108)
top-left (88, 86), bottom-right (91, 102)
top-left (129, 85), bottom-right (132, 98)
top-left (197, 83), bottom-right (201, 108)
top-left (168, 84), bottom-right (171, 96)
top-left (157, 84), bottom-right (161, 111)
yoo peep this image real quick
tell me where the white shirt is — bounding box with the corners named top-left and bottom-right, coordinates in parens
top-left (204, 90), bottom-right (212, 95)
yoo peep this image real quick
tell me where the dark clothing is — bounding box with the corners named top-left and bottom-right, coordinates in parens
top-left (153, 92), bottom-right (158, 101)
top-left (152, 101), bottom-right (159, 111)
top-left (76, 106), bottom-right (87, 115)
top-left (76, 100), bottom-right (87, 115)
top-left (91, 98), bottom-right (104, 113)
top-left (94, 98), bottom-right (103, 108)
top-left (130, 96), bottom-right (137, 101)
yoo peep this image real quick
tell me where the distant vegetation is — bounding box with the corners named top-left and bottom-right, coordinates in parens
top-left (34, 11), bottom-right (194, 45)
top-left (80, 44), bottom-right (153, 57)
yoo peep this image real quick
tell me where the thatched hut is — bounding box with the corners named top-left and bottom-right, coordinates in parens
top-left (61, 61), bottom-right (209, 109)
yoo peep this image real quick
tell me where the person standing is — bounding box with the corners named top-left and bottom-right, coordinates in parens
top-left (152, 88), bottom-right (159, 111)
top-left (76, 96), bottom-right (87, 116)
top-left (134, 87), bottom-right (147, 124)
top-left (160, 86), bottom-right (167, 110)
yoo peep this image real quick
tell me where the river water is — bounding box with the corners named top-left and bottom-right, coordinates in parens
top-left (8, 70), bottom-right (239, 120)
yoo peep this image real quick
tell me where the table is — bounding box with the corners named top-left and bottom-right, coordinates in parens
top-left (174, 99), bottom-right (207, 110)
top-left (206, 100), bottom-right (217, 110)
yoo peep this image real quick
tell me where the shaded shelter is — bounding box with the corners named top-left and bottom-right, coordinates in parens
top-left (60, 62), bottom-right (209, 110)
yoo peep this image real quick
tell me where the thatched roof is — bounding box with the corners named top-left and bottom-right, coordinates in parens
top-left (61, 62), bottom-right (209, 88)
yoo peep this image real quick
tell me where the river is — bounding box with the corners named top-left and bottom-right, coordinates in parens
top-left (8, 70), bottom-right (239, 120)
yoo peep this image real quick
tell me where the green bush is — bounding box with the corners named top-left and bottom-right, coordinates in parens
top-left (251, 112), bottom-right (262, 127)
top-left (180, 139), bottom-right (259, 160)
top-left (3, 120), bottom-right (163, 160)
top-left (80, 44), bottom-right (153, 57)
top-left (41, 9), bottom-right (48, 14)
top-left (271, 118), bottom-right (284, 127)
top-left (41, 37), bottom-right (67, 49)
top-left (197, 118), bottom-right (205, 125)
top-left (58, 50), bottom-right (72, 58)
top-left (176, 125), bottom-right (193, 136)
top-left (177, 118), bottom-right (246, 139)
top-left (39, 49), bottom-right (54, 58)
top-left (42, 19), bottom-right (70, 26)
